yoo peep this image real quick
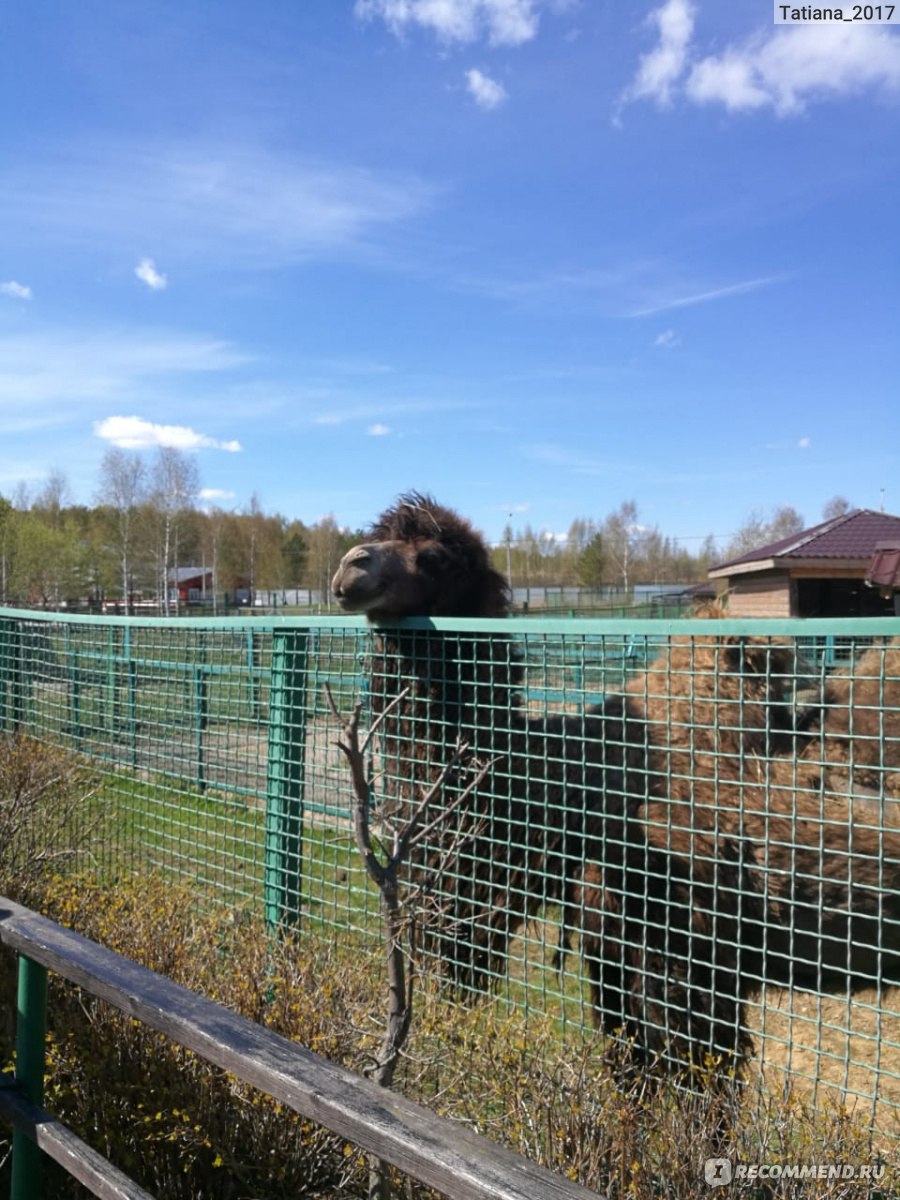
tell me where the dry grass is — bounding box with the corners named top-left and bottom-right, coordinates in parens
top-left (750, 986), bottom-right (900, 1144)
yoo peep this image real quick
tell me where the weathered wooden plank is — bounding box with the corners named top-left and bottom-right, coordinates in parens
top-left (0, 1084), bottom-right (155, 1200)
top-left (0, 898), bottom-right (599, 1200)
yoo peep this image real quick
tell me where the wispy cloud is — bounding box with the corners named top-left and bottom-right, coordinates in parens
top-left (94, 415), bottom-right (242, 452)
top-left (522, 442), bottom-right (610, 475)
top-left (459, 261), bottom-right (661, 312)
top-left (135, 258), bottom-right (167, 291)
top-left (312, 398), bottom-right (469, 427)
top-left (465, 68), bottom-right (508, 109)
top-left (356, 0), bottom-right (541, 46)
top-left (623, 2), bottom-right (900, 116)
top-left (0, 326), bottom-right (249, 410)
top-left (0, 142), bottom-right (435, 270)
top-left (654, 329), bottom-right (680, 349)
top-left (0, 281), bottom-right (32, 301)
top-left (628, 274), bottom-right (788, 318)
top-left (367, 423), bottom-right (391, 436)
top-left (464, 260), bottom-right (788, 321)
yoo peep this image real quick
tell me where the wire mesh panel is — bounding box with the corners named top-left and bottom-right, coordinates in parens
top-left (1, 608), bottom-right (900, 1141)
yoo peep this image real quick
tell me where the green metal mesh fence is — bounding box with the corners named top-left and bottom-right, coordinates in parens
top-left (1, 608), bottom-right (899, 1138)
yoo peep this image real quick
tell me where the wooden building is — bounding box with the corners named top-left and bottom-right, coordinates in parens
top-left (709, 509), bottom-right (900, 618)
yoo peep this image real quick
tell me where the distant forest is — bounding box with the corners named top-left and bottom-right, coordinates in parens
top-left (0, 448), bottom-right (851, 609)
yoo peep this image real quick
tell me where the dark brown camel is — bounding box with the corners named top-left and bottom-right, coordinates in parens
top-left (332, 492), bottom-right (900, 1089)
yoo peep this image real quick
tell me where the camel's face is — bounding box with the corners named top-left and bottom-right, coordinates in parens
top-left (331, 538), bottom-right (453, 619)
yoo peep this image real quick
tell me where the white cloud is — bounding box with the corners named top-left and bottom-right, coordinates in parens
top-left (654, 329), bottom-right (680, 349)
top-left (0, 281), bottom-right (32, 301)
top-left (356, 0), bottom-right (541, 46)
top-left (626, 0), bottom-right (695, 106)
top-left (94, 415), bottom-right (242, 453)
top-left (798, 436), bottom-right (811, 449)
top-left (624, 5), bottom-right (900, 116)
top-left (465, 68), bottom-right (508, 109)
top-left (198, 487), bottom-right (237, 501)
top-left (135, 257), bottom-right (167, 291)
top-left (367, 423), bottom-right (391, 436)
top-left (687, 24), bottom-right (900, 115)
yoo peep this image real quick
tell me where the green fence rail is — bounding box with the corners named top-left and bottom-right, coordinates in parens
top-left (1, 607), bottom-right (900, 1141)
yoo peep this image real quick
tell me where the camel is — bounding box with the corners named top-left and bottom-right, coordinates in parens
top-left (331, 492), bottom-right (900, 1088)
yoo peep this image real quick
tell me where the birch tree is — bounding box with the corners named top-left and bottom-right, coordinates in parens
top-left (96, 449), bottom-right (146, 613)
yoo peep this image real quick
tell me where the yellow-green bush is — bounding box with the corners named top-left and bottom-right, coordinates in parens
top-left (0, 732), bottom-right (100, 904)
top-left (2, 869), bottom-right (894, 1199)
top-left (1, 873), bottom-right (381, 1198)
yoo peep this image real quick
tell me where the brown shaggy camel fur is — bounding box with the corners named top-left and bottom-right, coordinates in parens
top-left (332, 492), bottom-right (900, 1088)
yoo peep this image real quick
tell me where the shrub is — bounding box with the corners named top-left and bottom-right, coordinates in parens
top-left (1, 873), bottom-right (380, 1198)
top-left (0, 733), bottom-right (100, 904)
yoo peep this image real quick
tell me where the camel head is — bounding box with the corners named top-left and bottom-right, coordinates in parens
top-left (332, 491), bottom-right (511, 620)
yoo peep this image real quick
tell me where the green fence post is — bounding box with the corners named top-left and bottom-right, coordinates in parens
top-left (0, 619), bottom-right (25, 733)
top-left (0, 618), bottom-right (15, 731)
top-left (10, 954), bottom-right (48, 1200)
top-left (264, 630), bottom-right (308, 930)
top-left (65, 625), bottom-right (82, 744)
top-left (194, 632), bottom-right (208, 793)
top-left (124, 626), bottom-right (138, 770)
top-left (105, 625), bottom-right (117, 738)
top-left (246, 629), bottom-right (261, 719)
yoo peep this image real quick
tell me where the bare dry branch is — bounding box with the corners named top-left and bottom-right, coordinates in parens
top-left (404, 756), bottom-right (497, 855)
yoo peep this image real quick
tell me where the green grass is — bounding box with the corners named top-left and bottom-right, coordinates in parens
top-left (96, 770), bottom-right (380, 932)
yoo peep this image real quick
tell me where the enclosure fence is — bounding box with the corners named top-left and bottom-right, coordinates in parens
top-left (1, 606), bottom-right (899, 1139)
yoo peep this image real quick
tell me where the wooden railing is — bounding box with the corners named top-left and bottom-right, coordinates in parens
top-left (0, 897), bottom-right (597, 1200)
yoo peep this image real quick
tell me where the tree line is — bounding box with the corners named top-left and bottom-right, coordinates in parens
top-left (0, 449), bottom-right (851, 609)
top-left (495, 497), bottom-right (849, 592)
top-left (0, 449), bottom-right (356, 612)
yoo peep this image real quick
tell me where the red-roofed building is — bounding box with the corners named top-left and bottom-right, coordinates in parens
top-left (709, 509), bottom-right (900, 617)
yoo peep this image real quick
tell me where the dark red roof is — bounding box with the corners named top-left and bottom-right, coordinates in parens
top-left (714, 509), bottom-right (900, 573)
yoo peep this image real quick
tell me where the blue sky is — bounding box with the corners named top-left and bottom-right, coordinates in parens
top-left (1, 0), bottom-right (898, 548)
